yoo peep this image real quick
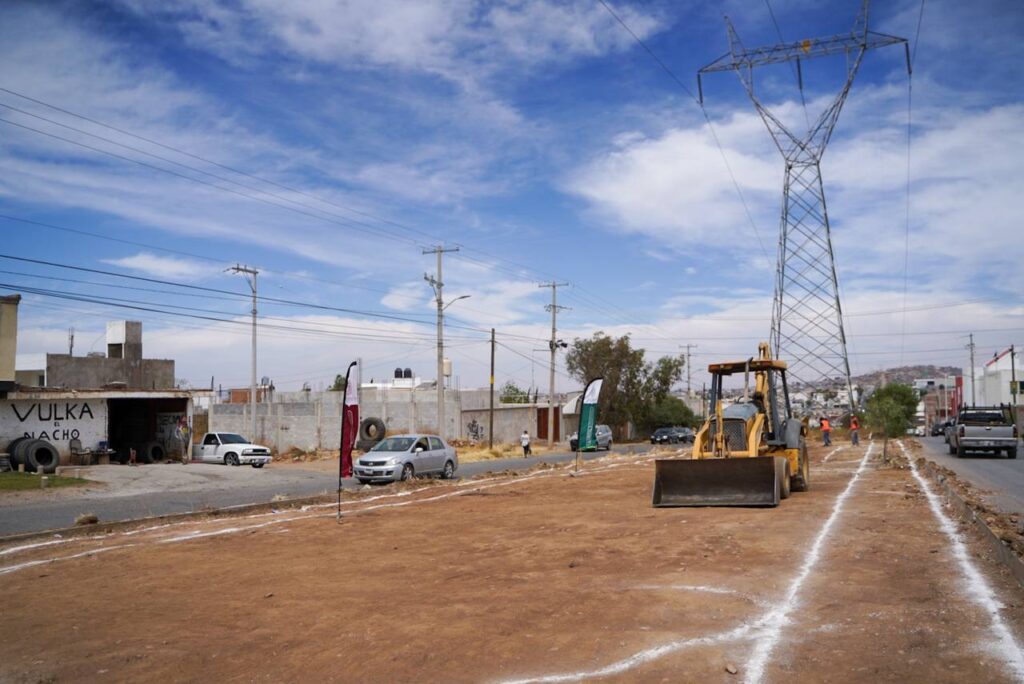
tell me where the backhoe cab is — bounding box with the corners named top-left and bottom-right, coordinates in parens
top-left (652, 343), bottom-right (809, 507)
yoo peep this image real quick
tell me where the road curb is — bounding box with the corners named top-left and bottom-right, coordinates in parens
top-left (0, 492), bottom-right (335, 546)
top-left (921, 460), bottom-right (1024, 590)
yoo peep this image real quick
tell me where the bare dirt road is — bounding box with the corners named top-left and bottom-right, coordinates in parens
top-left (2, 441), bottom-right (1023, 683)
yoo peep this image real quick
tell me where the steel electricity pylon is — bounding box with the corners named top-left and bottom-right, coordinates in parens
top-left (698, 1), bottom-right (908, 405)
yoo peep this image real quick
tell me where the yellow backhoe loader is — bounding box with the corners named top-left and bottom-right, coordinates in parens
top-left (652, 343), bottom-right (808, 507)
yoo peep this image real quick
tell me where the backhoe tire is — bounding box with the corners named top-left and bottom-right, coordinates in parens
top-left (790, 444), bottom-right (810, 493)
top-left (774, 456), bottom-right (790, 499)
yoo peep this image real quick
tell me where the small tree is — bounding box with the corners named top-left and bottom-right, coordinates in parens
top-left (643, 396), bottom-right (698, 433)
top-left (865, 383), bottom-right (918, 456)
top-left (499, 381), bottom-right (530, 404)
top-left (329, 374), bottom-right (346, 392)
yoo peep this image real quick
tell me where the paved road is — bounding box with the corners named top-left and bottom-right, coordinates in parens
top-left (0, 444), bottom-right (656, 537)
top-left (917, 435), bottom-right (1023, 514)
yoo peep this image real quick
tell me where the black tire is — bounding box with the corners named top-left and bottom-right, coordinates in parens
top-left (143, 441), bottom-right (166, 463)
top-left (441, 460), bottom-right (455, 479)
top-left (6, 437), bottom-right (31, 468)
top-left (252, 463), bottom-right (264, 469)
top-left (956, 445), bottom-right (966, 459)
top-left (225, 452), bottom-right (240, 466)
top-left (358, 417), bottom-right (386, 443)
top-left (25, 440), bottom-right (60, 474)
top-left (357, 478), bottom-right (371, 485)
top-left (775, 457), bottom-right (791, 500)
top-left (400, 463), bottom-right (414, 481)
top-left (948, 442), bottom-right (955, 455)
top-left (791, 444), bottom-right (810, 492)
top-left (1008, 448), bottom-right (1018, 460)
top-left (135, 444), bottom-right (153, 464)
top-left (606, 441), bottom-right (613, 451)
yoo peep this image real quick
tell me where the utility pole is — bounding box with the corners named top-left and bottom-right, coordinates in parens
top-left (967, 333), bottom-right (976, 407)
top-left (423, 246), bottom-right (460, 439)
top-left (230, 264), bottom-right (259, 440)
top-left (539, 282), bottom-right (569, 446)
top-left (1011, 344), bottom-right (1018, 406)
top-left (489, 328), bottom-right (495, 449)
top-left (68, 327), bottom-right (74, 356)
top-left (680, 344), bottom-right (697, 396)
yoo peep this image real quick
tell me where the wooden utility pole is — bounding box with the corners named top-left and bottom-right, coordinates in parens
top-left (539, 282), bottom-right (569, 446)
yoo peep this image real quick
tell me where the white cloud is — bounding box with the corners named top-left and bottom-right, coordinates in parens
top-left (566, 112), bottom-right (778, 245)
top-left (102, 252), bottom-right (215, 280)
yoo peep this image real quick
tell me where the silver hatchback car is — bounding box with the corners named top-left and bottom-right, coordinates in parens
top-left (354, 434), bottom-right (458, 484)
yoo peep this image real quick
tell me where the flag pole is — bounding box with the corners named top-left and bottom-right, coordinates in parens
top-left (337, 360), bottom-right (358, 522)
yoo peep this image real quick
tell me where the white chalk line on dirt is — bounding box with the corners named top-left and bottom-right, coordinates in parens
top-left (499, 443), bottom-right (876, 684)
top-left (740, 441), bottom-right (875, 684)
top-left (0, 542), bottom-right (137, 576)
top-left (0, 456), bottom-right (658, 577)
top-left (898, 440), bottom-right (1024, 681)
top-left (821, 446), bottom-right (844, 463)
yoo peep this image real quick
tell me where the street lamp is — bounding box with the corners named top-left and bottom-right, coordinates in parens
top-left (443, 294), bottom-right (471, 311)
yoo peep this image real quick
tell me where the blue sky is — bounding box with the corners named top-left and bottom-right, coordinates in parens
top-left (1, 0), bottom-right (1022, 392)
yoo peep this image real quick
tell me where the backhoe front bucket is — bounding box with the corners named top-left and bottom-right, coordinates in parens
top-left (652, 457), bottom-right (780, 507)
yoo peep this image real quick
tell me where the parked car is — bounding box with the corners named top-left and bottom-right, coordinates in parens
top-left (930, 420), bottom-right (952, 437)
top-left (651, 427), bottom-right (678, 445)
top-left (569, 424), bottom-right (613, 451)
top-left (675, 427), bottom-right (696, 444)
top-left (197, 432), bottom-right (272, 468)
top-left (650, 427), bottom-right (695, 445)
top-left (948, 407), bottom-right (1018, 458)
top-left (354, 434), bottom-right (458, 484)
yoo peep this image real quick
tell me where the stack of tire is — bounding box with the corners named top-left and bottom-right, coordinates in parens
top-left (6, 437), bottom-right (60, 474)
top-left (355, 417), bottom-right (386, 452)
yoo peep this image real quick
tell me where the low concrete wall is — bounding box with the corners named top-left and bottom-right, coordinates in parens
top-left (209, 389), bottom-right (581, 452)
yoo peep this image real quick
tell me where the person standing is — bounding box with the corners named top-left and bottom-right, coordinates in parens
top-left (849, 414), bottom-right (860, 446)
top-left (520, 430), bottom-right (531, 458)
top-left (820, 416), bottom-right (832, 447)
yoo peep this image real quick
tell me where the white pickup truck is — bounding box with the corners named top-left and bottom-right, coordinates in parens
top-left (197, 432), bottom-right (273, 468)
top-left (948, 407), bottom-right (1018, 458)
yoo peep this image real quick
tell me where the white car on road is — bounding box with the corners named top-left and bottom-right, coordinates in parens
top-left (198, 432), bottom-right (273, 468)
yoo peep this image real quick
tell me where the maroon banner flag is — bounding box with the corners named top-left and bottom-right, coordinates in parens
top-left (340, 370), bottom-right (359, 478)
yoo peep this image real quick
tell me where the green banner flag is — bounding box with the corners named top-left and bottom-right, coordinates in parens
top-left (578, 378), bottom-right (604, 452)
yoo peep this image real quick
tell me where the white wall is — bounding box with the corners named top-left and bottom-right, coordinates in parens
top-left (1, 398), bottom-right (108, 457)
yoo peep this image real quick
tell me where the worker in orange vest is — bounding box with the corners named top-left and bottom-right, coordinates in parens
top-left (820, 416), bottom-right (832, 446)
top-left (849, 415), bottom-right (860, 446)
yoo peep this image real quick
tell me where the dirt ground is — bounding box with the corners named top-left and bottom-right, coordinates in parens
top-left (2, 441), bottom-right (1023, 683)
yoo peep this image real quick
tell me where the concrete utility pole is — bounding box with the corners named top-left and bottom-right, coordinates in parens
top-left (68, 327), bottom-right (74, 356)
top-left (489, 328), bottom-right (495, 449)
top-left (680, 344), bottom-right (698, 396)
top-left (423, 246), bottom-right (460, 439)
top-left (967, 333), bottom-right (976, 407)
top-left (230, 264), bottom-right (259, 440)
top-left (1011, 345), bottom-right (1018, 406)
top-left (539, 282), bottom-right (569, 446)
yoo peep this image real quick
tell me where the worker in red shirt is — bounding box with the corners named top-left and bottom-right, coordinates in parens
top-left (849, 415), bottom-right (860, 446)
top-left (820, 416), bottom-right (832, 446)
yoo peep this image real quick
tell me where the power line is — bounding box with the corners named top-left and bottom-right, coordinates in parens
top-left (595, 0), bottom-right (771, 261)
top-left (0, 253), bottom-right (546, 341)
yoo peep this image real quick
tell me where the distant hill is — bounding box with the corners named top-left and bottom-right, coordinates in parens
top-left (851, 365), bottom-right (961, 388)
